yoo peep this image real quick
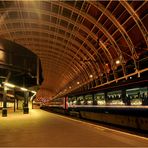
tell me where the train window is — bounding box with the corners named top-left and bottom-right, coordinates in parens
top-left (126, 87), bottom-right (148, 106)
top-left (68, 97), bottom-right (72, 106)
top-left (94, 93), bottom-right (105, 105)
top-left (77, 96), bottom-right (83, 105)
top-left (85, 95), bottom-right (93, 105)
top-left (68, 96), bottom-right (77, 107)
top-left (72, 97), bottom-right (77, 105)
top-left (107, 90), bottom-right (124, 106)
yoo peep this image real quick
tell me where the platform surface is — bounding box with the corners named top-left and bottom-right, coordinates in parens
top-left (0, 109), bottom-right (148, 147)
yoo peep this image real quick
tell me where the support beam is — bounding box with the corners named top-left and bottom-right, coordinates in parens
top-left (32, 99), bottom-right (33, 109)
top-left (2, 71), bottom-right (11, 117)
top-left (13, 89), bottom-right (16, 112)
top-left (16, 99), bottom-right (18, 110)
top-left (23, 91), bottom-right (29, 114)
top-left (2, 85), bottom-right (7, 117)
top-left (37, 57), bottom-right (40, 86)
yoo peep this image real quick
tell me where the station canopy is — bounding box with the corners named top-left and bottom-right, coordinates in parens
top-left (0, 1), bottom-right (147, 100)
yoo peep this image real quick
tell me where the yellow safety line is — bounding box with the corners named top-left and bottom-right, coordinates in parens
top-left (53, 112), bottom-right (148, 141)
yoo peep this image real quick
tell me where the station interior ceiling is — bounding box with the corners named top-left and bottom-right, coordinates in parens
top-left (0, 1), bottom-right (147, 100)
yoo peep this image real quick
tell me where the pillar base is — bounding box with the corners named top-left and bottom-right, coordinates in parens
top-left (2, 108), bottom-right (7, 117)
top-left (23, 107), bottom-right (29, 114)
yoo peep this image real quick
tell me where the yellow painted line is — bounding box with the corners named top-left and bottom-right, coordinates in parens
top-left (53, 112), bottom-right (148, 141)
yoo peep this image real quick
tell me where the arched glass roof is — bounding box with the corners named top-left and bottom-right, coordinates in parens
top-left (0, 0), bottom-right (147, 99)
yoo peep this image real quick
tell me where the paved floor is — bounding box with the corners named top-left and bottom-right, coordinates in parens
top-left (0, 108), bottom-right (148, 147)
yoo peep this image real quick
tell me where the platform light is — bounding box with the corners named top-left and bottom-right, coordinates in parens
top-left (116, 60), bottom-right (120, 64)
top-left (69, 86), bottom-right (71, 89)
top-left (89, 74), bottom-right (93, 78)
top-left (4, 82), bottom-right (15, 88)
top-left (138, 72), bottom-right (140, 78)
top-left (77, 81), bottom-right (80, 85)
top-left (20, 87), bottom-right (28, 91)
top-left (31, 91), bottom-right (36, 94)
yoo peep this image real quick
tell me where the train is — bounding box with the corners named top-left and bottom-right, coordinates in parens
top-left (41, 79), bottom-right (148, 131)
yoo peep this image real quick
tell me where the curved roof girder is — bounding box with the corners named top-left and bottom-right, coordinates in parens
top-left (1, 27), bottom-right (100, 77)
top-left (1, 8), bottom-right (128, 73)
top-left (0, 1), bottom-right (146, 97)
top-left (120, 1), bottom-right (148, 47)
top-left (1, 22), bottom-right (96, 61)
top-left (13, 38), bottom-right (97, 82)
top-left (0, 28), bottom-right (115, 87)
top-left (12, 35), bottom-right (87, 61)
top-left (41, 59), bottom-right (86, 83)
top-left (89, 1), bottom-right (138, 69)
top-left (41, 58), bottom-right (88, 85)
top-left (1, 13), bottom-right (123, 77)
top-left (2, 29), bottom-right (98, 75)
top-left (40, 54), bottom-right (92, 83)
top-left (39, 64), bottom-right (75, 87)
top-left (37, 45), bottom-right (98, 82)
top-left (50, 1), bottom-right (132, 77)
top-left (24, 42), bottom-right (76, 59)
top-left (0, 2), bottom-right (145, 65)
top-left (1, 9), bottom-right (124, 60)
top-left (15, 36), bottom-right (99, 81)
top-left (57, 1), bottom-right (138, 69)
top-left (41, 60), bottom-right (78, 84)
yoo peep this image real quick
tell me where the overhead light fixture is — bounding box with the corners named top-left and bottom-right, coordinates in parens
top-left (4, 82), bottom-right (15, 88)
top-left (20, 87), bottom-right (28, 91)
top-left (69, 86), bottom-right (71, 89)
top-left (31, 91), bottom-right (36, 94)
top-left (138, 72), bottom-right (140, 78)
top-left (89, 74), bottom-right (93, 78)
top-left (116, 60), bottom-right (120, 64)
top-left (77, 82), bottom-right (80, 85)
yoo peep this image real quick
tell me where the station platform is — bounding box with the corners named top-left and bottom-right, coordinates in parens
top-left (0, 108), bottom-right (148, 147)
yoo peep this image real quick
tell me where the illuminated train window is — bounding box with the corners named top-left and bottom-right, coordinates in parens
top-left (94, 93), bottom-right (105, 105)
top-left (77, 96), bottom-right (83, 105)
top-left (85, 95), bottom-right (93, 105)
top-left (107, 90), bottom-right (124, 106)
top-left (126, 87), bottom-right (148, 106)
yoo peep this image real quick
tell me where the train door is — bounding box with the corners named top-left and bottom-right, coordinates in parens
top-left (63, 96), bottom-right (69, 110)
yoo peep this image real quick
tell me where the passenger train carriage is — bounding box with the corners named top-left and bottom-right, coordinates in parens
top-left (41, 80), bottom-right (148, 131)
